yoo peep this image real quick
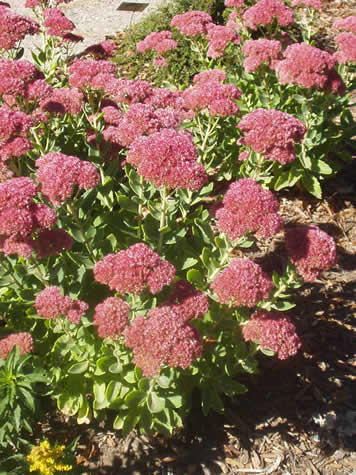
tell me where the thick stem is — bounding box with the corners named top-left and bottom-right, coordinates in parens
top-left (157, 186), bottom-right (168, 254)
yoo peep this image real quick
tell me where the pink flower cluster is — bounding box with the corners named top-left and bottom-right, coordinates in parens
top-left (333, 16), bottom-right (356, 33)
top-left (291, 0), bottom-right (321, 8)
top-left (182, 80), bottom-right (241, 117)
top-left (93, 297), bottom-right (131, 338)
top-left (0, 6), bottom-right (39, 50)
top-left (206, 24), bottom-right (241, 59)
top-left (126, 128), bottom-right (208, 190)
top-left (40, 87), bottom-right (84, 115)
top-left (68, 59), bottom-right (117, 89)
top-left (193, 69), bottom-right (227, 84)
top-left (124, 306), bottom-right (202, 377)
top-left (0, 332), bottom-right (34, 359)
top-left (82, 40), bottom-right (118, 59)
top-left (238, 108), bottom-right (306, 164)
top-left (91, 75), bottom-right (154, 105)
top-left (216, 179), bottom-right (283, 240)
top-left (36, 152), bottom-right (100, 207)
top-left (35, 286), bottom-right (88, 324)
top-left (0, 59), bottom-right (43, 99)
top-left (224, 0), bottom-right (244, 8)
top-left (211, 258), bottom-right (274, 307)
top-left (275, 42), bottom-right (345, 93)
top-left (334, 33), bottom-right (356, 64)
top-left (241, 39), bottom-right (282, 73)
top-left (0, 104), bottom-right (33, 163)
top-left (137, 30), bottom-right (177, 54)
top-left (94, 243), bottom-right (175, 295)
top-left (285, 225), bottom-right (337, 282)
top-left (243, 0), bottom-right (294, 30)
top-left (153, 56), bottom-right (168, 68)
top-left (166, 280), bottom-right (209, 321)
top-left (242, 311), bottom-right (301, 360)
top-left (43, 8), bottom-right (74, 37)
top-left (170, 10), bottom-right (213, 36)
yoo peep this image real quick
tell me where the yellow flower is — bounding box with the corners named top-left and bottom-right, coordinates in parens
top-left (27, 440), bottom-right (73, 475)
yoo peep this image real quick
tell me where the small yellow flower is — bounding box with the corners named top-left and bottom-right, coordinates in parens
top-left (27, 440), bottom-right (72, 475)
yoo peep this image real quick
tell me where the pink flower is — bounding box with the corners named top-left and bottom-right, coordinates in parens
top-left (166, 280), bottom-right (209, 321)
top-left (82, 40), bottom-right (118, 59)
top-left (35, 286), bottom-right (87, 323)
top-left (0, 7), bottom-right (39, 50)
top-left (25, 79), bottom-right (53, 100)
top-left (137, 30), bottom-right (177, 54)
top-left (0, 235), bottom-right (34, 258)
top-left (0, 105), bottom-right (33, 140)
top-left (334, 32), bottom-right (356, 64)
top-left (126, 128), bottom-right (208, 190)
top-left (0, 332), bottom-right (33, 359)
top-left (333, 16), bottom-right (356, 33)
top-left (242, 311), bottom-right (301, 360)
top-left (68, 58), bottom-right (116, 89)
top-left (275, 42), bottom-right (337, 90)
top-left (124, 306), bottom-right (202, 377)
top-left (36, 152), bottom-right (99, 206)
top-left (193, 69), bottom-right (227, 84)
top-left (34, 228), bottom-right (73, 259)
top-left (170, 10), bottom-right (213, 36)
top-left (224, 0), bottom-right (244, 8)
top-left (211, 258), bottom-right (274, 307)
top-left (65, 299), bottom-right (88, 324)
top-left (43, 8), bottom-right (74, 37)
top-left (40, 87), bottom-right (84, 115)
top-left (93, 297), bottom-right (131, 338)
top-left (291, 0), bottom-right (321, 8)
top-left (25, 0), bottom-right (41, 7)
top-left (237, 108), bottom-right (306, 164)
top-left (243, 0), bottom-right (294, 30)
top-left (94, 243), bottom-right (175, 295)
top-left (216, 179), bottom-right (283, 240)
top-left (102, 105), bottom-right (122, 125)
top-left (241, 39), bottom-right (282, 73)
top-left (0, 176), bottom-right (38, 212)
top-left (206, 24), bottom-right (241, 59)
top-left (152, 56), bottom-right (168, 68)
top-left (285, 226), bottom-right (337, 282)
top-left (30, 203), bottom-right (57, 230)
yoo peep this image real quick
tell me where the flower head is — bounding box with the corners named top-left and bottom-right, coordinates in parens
top-left (243, 0), bottom-right (294, 30)
top-left (0, 7), bottom-right (39, 50)
top-left (211, 258), bottom-right (274, 307)
top-left (43, 8), bottom-right (74, 37)
top-left (193, 69), bottom-right (227, 84)
top-left (237, 108), bottom-right (306, 164)
top-left (68, 58), bottom-right (116, 89)
top-left (285, 225), bottom-right (337, 282)
top-left (170, 10), bottom-right (213, 36)
top-left (137, 30), bottom-right (177, 54)
top-left (35, 286), bottom-right (87, 323)
top-left (333, 16), bottom-right (356, 33)
top-left (166, 280), bottom-right (209, 321)
top-left (242, 39), bottom-right (282, 73)
top-left (206, 24), bottom-right (241, 59)
top-left (94, 243), bottom-right (175, 295)
top-left (40, 87), bottom-right (84, 115)
top-left (291, 0), bottom-right (321, 8)
top-left (242, 310), bottom-right (301, 359)
top-left (94, 297), bottom-right (131, 338)
top-left (224, 0), bottom-right (244, 8)
top-left (0, 332), bottom-right (33, 359)
top-left (216, 179), bottom-right (283, 240)
top-left (34, 228), bottom-right (73, 259)
top-left (334, 32), bottom-right (356, 64)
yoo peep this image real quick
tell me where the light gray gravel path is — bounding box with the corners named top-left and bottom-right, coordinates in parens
top-left (8, 0), bottom-right (167, 58)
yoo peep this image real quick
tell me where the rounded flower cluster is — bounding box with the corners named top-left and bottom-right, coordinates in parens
top-left (166, 280), bottom-right (209, 321)
top-left (82, 40), bottom-right (118, 59)
top-left (137, 30), bottom-right (177, 54)
top-left (291, 0), bottom-right (321, 8)
top-left (334, 33), bottom-right (356, 64)
top-left (183, 80), bottom-right (241, 117)
top-left (206, 24), bottom-right (241, 59)
top-left (0, 104), bottom-right (33, 162)
top-left (241, 39), bottom-right (282, 73)
top-left (36, 152), bottom-right (100, 207)
top-left (68, 58), bottom-right (116, 89)
top-left (193, 69), bottom-right (227, 84)
top-left (237, 108), bottom-right (306, 164)
top-left (93, 243), bottom-right (175, 295)
top-left (170, 10), bottom-right (213, 36)
top-left (216, 179), bottom-right (283, 240)
top-left (333, 16), bottom-right (356, 33)
top-left (211, 258), bottom-right (274, 307)
top-left (275, 42), bottom-right (344, 92)
top-left (124, 306), bottom-right (202, 377)
top-left (43, 8), bottom-right (74, 37)
top-left (242, 311), bottom-right (301, 360)
top-left (126, 128), bottom-right (208, 190)
top-left (224, 0), bottom-right (244, 8)
top-left (0, 6), bottom-right (39, 50)
top-left (94, 77), bottom-right (154, 105)
top-left (40, 87), bottom-right (84, 115)
top-left (0, 332), bottom-right (34, 359)
top-left (144, 86), bottom-right (184, 110)
top-left (93, 297), bottom-right (131, 338)
top-left (0, 59), bottom-right (42, 99)
top-left (34, 228), bottom-right (73, 259)
top-left (285, 225), bottom-right (337, 282)
top-left (242, 0), bottom-right (294, 30)
top-left (153, 56), bottom-right (168, 68)
top-left (35, 286), bottom-right (88, 324)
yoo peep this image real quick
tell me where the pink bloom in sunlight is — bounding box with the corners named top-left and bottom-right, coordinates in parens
top-left (68, 58), bottom-right (116, 89)
top-left (291, 0), bottom-right (321, 8)
top-left (0, 7), bottom-right (39, 50)
top-left (216, 179), bottom-right (283, 240)
top-left (193, 69), bottom-right (226, 84)
top-left (334, 32), bottom-right (356, 64)
top-left (153, 56), bottom-right (168, 68)
top-left (137, 30), bottom-right (177, 54)
top-left (285, 225), bottom-right (337, 282)
top-left (170, 10), bottom-right (213, 36)
top-left (43, 8), bottom-right (74, 37)
top-left (34, 228), bottom-right (73, 259)
top-left (0, 235), bottom-right (34, 258)
top-left (243, 0), bottom-right (294, 30)
top-left (124, 306), bottom-right (202, 377)
top-left (166, 280), bottom-right (209, 321)
top-left (126, 128), bottom-right (208, 190)
top-left (333, 16), bottom-right (356, 33)
top-left (35, 286), bottom-right (88, 323)
top-left (242, 311), bottom-right (301, 360)
top-left (211, 258), bottom-right (274, 307)
top-left (242, 39), bottom-right (282, 73)
top-left (0, 176), bottom-right (38, 212)
top-left (206, 24), bottom-right (241, 59)
top-left (0, 332), bottom-right (33, 359)
top-left (224, 0), bottom-right (244, 7)
top-left (237, 108), bottom-right (306, 164)
top-left (94, 297), bottom-right (131, 338)
top-left (40, 87), bottom-right (84, 115)
top-left (94, 243), bottom-right (175, 296)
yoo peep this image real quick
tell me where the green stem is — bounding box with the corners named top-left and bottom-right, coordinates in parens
top-left (157, 186), bottom-right (168, 254)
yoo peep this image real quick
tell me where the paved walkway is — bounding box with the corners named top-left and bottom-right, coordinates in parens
top-left (8, 0), bottom-right (166, 58)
